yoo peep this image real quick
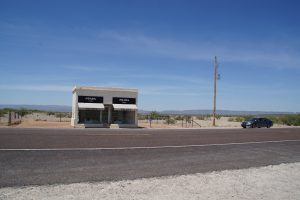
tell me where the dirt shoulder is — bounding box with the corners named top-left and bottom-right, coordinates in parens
top-left (1, 162), bottom-right (299, 200)
top-left (7, 121), bottom-right (72, 129)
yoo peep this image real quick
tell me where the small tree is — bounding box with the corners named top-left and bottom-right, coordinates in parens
top-left (19, 108), bottom-right (31, 120)
top-left (0, 110), bottom-right (4, 122)
top-left (175, 115), bottom-right (184, 120)
top-left (165, 117), bottom-right (176, 124)
top-left (149, 111), bottom-right (160, 120)
top-left (196, 115), bottom-right (205, 120)
top-left (184, 115), bottom-right (192, 122)
top-left (47, 112), bottom-right (56, 116)
top-left (55, 112), bottom-right (64, 122)
top-left (215, 115), bottom-right (222, 120)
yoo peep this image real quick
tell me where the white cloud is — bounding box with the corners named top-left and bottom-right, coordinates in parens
top-left (2, 20), bottom-right (299, 69)
top-left (97, 31), bottom-right (300, 69)
top-left (3, 21), bottom-right (298, 69)
top-left (63, 65), bottom-right (134, 72)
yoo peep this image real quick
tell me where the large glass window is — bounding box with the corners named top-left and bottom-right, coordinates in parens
top-left (78, 110), bottom-right (101, 124)
top-left (112, 110), bottom-right (135, 124)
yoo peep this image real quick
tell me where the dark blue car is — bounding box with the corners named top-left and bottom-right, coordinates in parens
top-left (241, 118), bottom-right (273, 128)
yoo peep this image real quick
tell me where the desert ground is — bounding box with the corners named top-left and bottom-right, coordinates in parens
top-left (0, 111), bottom-right (294, 128)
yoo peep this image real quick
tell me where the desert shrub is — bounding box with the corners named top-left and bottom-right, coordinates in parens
top-left (278, 114), bottom-right (300, 126)
top-left (47, 112), bottom-right (56, 116)
top-left (2, 108), bottom-right (16, 113)
top-left (204, 114), bottom-right (211, 120)
top-left (165, 117), bottom-right (176, 124)
top-left (228, 117), bottom-right (235, 122)
top-left (183, 115), bottom-right (192, 122)
top-left (235, 116), bottom-right (245, 122)
top-left (19, 108), bottom-right (32, 118)
top-left (138, 114), bottom-right (148, 120)
top-left (66, 112), bottom-right (72, 118)
top-left (175, 115), bottom-right (184, 120)
top-left (215, 115), bottom-right (222, 120)
top-left (227, 116), bottom-right (248, 122)
top-left (55, 112), bottom-right (71, 118)
top-left (227, 115), bottom-right (253, 122)
top-left (55, 113), bottom-right (62, 118)
top-left (196, 115), bottom-right (205, 120)
top-left (149, 111), bottom-right (159, 119)
top-left (0, 110), bottom-right (6, 117)
top-left (259, 114), bottom-right (300, 126)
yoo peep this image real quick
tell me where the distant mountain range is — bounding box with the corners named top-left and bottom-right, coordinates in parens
top-left (0, 104), bottom-right (72, 112)
top-left (138, 109), bottom-right (296, 115)
top-left (0, 104), bottom-right (297, 115)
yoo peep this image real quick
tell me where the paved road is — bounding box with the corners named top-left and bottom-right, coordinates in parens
top-left (0, 128), bottom-right (299, 187)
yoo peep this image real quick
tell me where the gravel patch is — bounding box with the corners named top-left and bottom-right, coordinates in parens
top-left (1, 162), bottom-right (299, 200)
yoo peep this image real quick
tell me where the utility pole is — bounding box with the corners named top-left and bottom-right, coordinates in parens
top-left (213, 56), bottom-right (218, 126)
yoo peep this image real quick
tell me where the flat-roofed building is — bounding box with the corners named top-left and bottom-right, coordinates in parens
top-left (71, 86), bottom-right (138, 128)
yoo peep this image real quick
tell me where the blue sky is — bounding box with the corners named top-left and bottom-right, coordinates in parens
top-left (0, 0), bottom-right (300, 112)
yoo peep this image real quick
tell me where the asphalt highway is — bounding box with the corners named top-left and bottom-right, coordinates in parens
top-left (0, 127), bottom-right (300, 187)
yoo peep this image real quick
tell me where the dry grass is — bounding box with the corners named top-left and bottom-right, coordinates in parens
top-left (139, 117), bottom-right (242, 128)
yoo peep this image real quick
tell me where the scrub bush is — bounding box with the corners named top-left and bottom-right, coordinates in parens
top-left (196, 115), bottom-right (205, 120)
top-left (227, 116), bottom-right (244, 122)
top-left (0, 110), bottom-right (6, 117)
top-left (175, 115), bottom-right (184, 120)
top-left (215, 115), bottom-right (222, 120)
top-left (19, 108), bottom-right (32, 118)
top-left (165, 117), bottom-right (176, 124)
top-left (228, 117), bottom-right (235, 122)
top-left (265, 114), bottom-right (300, 126)
top-left (137, 114), bottom-right (148, 120)
top-left (47, 112), bottom-right (56, 116)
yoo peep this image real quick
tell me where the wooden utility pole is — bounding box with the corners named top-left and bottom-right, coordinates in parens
top-left (213, 56), bottom-right (217, 126)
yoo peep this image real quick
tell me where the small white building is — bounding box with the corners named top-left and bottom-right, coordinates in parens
top-left (71, 86), bottom-right (138, 128)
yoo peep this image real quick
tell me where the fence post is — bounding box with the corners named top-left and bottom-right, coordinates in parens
top-left (192, 119), bottom-right (194, 127)
top-left (8, 111), bottom-right (11, 126)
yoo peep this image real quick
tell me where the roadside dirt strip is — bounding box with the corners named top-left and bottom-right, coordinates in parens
top-left (1, 163), bottom-right (299, 200)
top-left (0, 128), bottom-right (299, 187)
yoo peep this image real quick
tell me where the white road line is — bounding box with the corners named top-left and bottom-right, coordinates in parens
top-left (0, 139), bottom-right (300, 151)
